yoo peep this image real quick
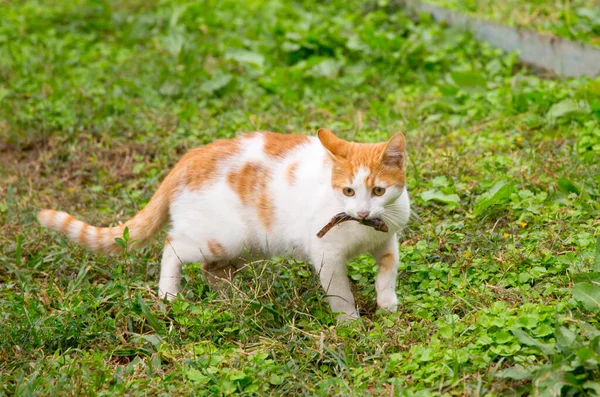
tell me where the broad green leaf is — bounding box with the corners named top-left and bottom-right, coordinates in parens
top-left (114, 237), bottom-right (126, 250)
top-left (473, 181), bottom-right (514, 217)
top-left (546, 98), bottom-right (590, 121)
top-left (225, 49), bottom-right (265, 67)
top-left (581, 323), bottom-right (600, 339)
top-left (269, 374), bottom-right (284, 385)
top-left (493, 330), bottom-right (513, 344)
top-left (161, 32), bottom-right (184, 57)
top-left (417, 98), bottom-right (460, 113)
top-left (557, 178), bottom-right (581, 195)
top-left (229, 370), bottom-right (247, 381)
top-left (572, 282), bottom-right (600, 313)
top-left (450, 71), bottom-right (488, 92)
top-left (571, 273), bottom-right (600, 283)
top-left (432, 176), bottom-right (450, 188)
top-left (417, 347), bottom-right (434, 362)
top-left (534, 367), bottom-right (569, 395)
top-left (389, 353), bottom-right (403, 364)
top-left (307, 58), bottom-right (342, 79)
top-left (140, 334), bottom-right (162, 348)
top-left (511, 328), bottom-right (556, 355)
top-left (555, 327), bottom-right (577, 348)
top-left (438, 84), bottom-right (458, 96)
top-left (200, 73), bottom-right (233, 94)
top-left (187, 368), bottom-right (210, 383)
top-left (420, 189), bottom-right (460, 205)
top-left (496, 365), bottom-right (531, 380)
top-left (583, 381), bottom-right (600, 395)
top-left (576, 347), bottom-right (595, 361)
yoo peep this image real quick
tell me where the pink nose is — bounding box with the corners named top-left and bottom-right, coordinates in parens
top-left (357, 211), bottom-right (370, 219)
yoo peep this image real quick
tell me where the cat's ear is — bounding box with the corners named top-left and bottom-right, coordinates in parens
top-left (318, 128), bottom-right (349, 158)
top-left (381, 132), bottom-right (405, 167)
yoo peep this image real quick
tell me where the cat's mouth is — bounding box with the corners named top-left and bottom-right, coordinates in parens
top-left (317, 212), bottom-right (389, 238)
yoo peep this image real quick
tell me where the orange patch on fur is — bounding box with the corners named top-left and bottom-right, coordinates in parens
top-left (80, 223), bottom-right (89, 245)
top-left (330, 143), bottom-right (405, 190)
top-left (227, 163), bottom-right (267, 205)
top-left (182, 138), bottom-right (240, 190)
top-left (319, 129), bottom-right (406, 190)
top-left (286, 162), bottom-right (298, 185)
top-left (378, 253), bottom-right (396, 272)
top-left (257, 191), bottom-right (274, 231)
top-left (62, 214), bottom-right (75, 231)
top-left (208, 240), bottom-right (226, 258)
top-left (374, 167), bottom-right (405, 187)
top-left (263, 132), bottom-right (309, 158)
top-left (227, 162), bottom-right (275, 230)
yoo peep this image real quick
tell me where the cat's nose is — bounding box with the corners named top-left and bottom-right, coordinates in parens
top-left (357, 211), bottom-right (370, 219)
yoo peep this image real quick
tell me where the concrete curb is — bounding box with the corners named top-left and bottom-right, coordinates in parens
top-left (401, 0), bottom-right (600, 78)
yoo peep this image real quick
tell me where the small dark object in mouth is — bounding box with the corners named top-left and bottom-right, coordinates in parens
top-left (317, 212), bottom-right (389, 238)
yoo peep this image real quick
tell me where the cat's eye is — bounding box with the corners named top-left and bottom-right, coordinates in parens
top-left (343, 187), bottom-right (355, 197)
top-left (372, 187), bottom-right (386, 196)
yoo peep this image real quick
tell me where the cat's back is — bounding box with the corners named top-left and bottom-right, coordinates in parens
top-left (166, 131), bottom-right (330, 258)
top-left (178, 131), bottom-right (326, 187)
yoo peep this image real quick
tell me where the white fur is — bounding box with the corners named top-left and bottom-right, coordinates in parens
top-left (158, 134), bottom-right (411, 320)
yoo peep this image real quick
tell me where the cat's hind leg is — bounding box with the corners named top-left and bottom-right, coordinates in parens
top-left (158, 233), bottom-right (243, 299)
top-left (158, 237), bottom-right (184, 300)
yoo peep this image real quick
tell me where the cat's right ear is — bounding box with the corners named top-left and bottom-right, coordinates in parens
top-left (318, 128), bottom-right (348, 158)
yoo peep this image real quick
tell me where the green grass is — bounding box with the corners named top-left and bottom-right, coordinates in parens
top-left (1, 0), bottom-right (600, 395)
top-left (420, 0), bottom-right (600, 45)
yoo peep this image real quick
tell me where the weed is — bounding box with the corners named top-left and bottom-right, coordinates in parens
top-left (1, 0), bottom-right (599, 395)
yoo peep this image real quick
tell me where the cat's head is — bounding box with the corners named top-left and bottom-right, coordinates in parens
top-left (318, 128), bottom-right (406, 220)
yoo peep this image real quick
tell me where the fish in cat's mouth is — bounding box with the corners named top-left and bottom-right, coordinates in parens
top-left (317, 212), bottom-right (389, 238)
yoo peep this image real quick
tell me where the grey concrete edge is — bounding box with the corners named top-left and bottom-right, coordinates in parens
top-left (398, 0), bottom-right (600, 78)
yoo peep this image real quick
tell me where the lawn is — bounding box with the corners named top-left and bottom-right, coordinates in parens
top-left (1, 0), bottom-right (600, 395)
top-left (420, 0), bottom-right (600, 45)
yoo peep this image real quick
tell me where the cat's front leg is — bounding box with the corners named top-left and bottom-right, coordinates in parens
top-left (311, 250), bottom-right (359, 321)
top-left (373, 236), bottom-right (400, 312)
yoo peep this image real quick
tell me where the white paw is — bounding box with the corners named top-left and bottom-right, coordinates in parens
top-left (158, 279), bottom-right (180, 301)
top-left (336, 311), bottom-right (360, 322)
top-left (377, 291), bottom-right (398, 312)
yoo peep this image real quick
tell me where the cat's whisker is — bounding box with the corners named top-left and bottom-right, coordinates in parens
top-left (379, 214), bottom-right (404, 231)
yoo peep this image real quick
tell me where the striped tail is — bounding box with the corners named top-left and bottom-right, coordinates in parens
top-left (37, 174), bottom-right (176, 253)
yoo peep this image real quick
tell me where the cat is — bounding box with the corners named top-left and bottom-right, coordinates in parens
top-left (37, 129), bottom-right (411, 321)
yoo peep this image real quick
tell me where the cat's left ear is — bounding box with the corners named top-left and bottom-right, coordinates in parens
top-left (381, 133), bottom-right (405, 167)
top-left (318, 128), bottom-right (349, 158)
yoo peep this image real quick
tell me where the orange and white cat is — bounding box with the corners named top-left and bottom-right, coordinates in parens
top-left (38, 129), bottom-right (410, 320)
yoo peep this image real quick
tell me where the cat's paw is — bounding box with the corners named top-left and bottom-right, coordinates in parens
top-left (336, 311), bottom-right (360, 322)
top-left (158, 279), bottom-right (180, 301)
top-left (159, 291), bottom-right (178, 301)
top-left (377, 291), bottom-right (398, 312)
